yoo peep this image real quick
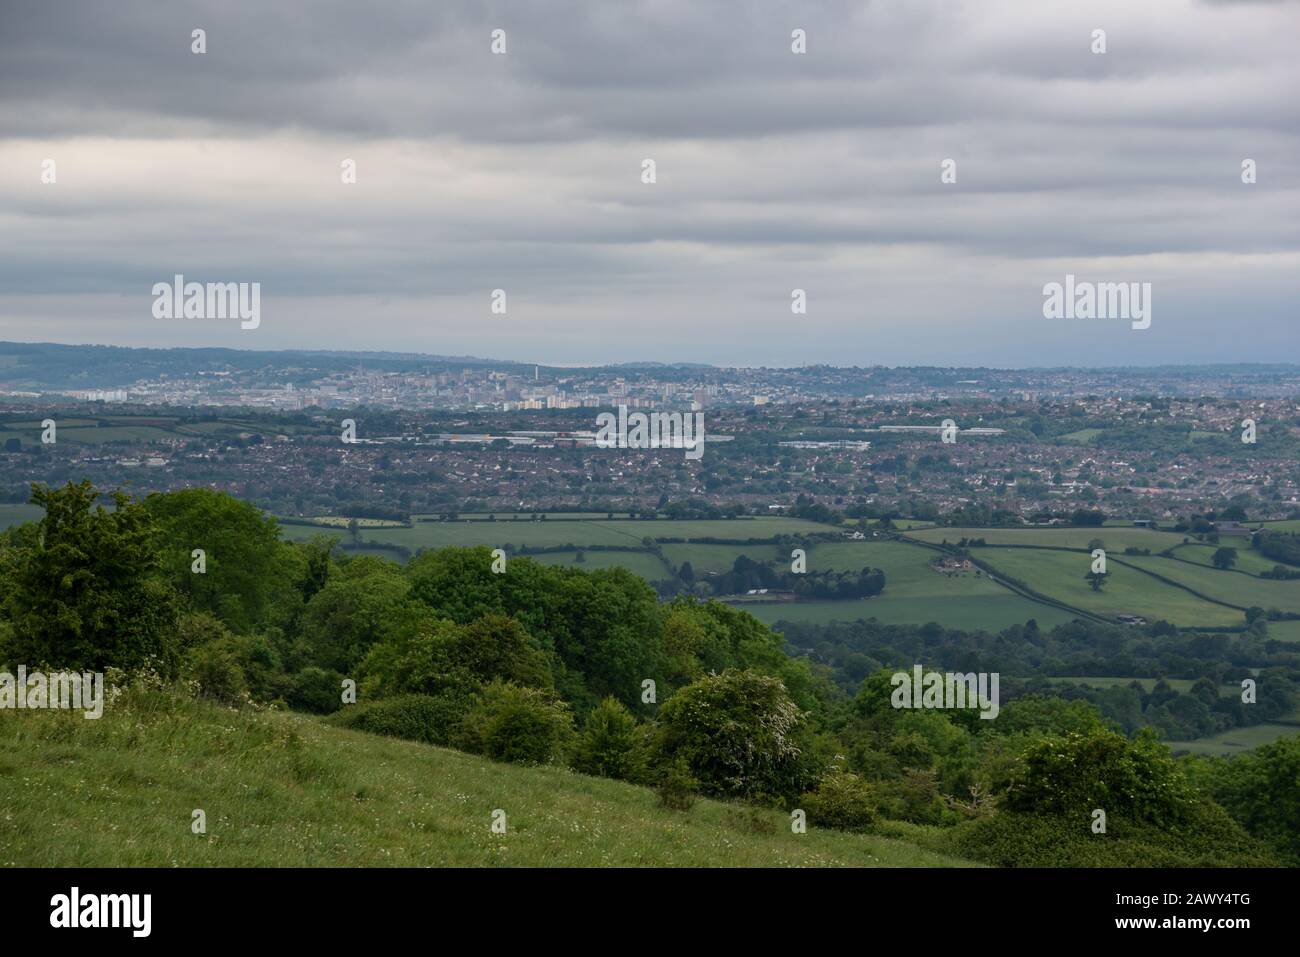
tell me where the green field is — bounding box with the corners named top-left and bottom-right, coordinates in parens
top-left (296, 516), bottom-right (409, 528)
top-left (0, 691), bottom-right (973, 867)
top-left (180, 419), bottom-right (313, 435)
top-left (805, 540), bottom-right (939, 574)
top-left (1118, 553), bottom-right (1300, 616)
top-left (660, 542), bottom-right (786, 573)
top-left (727, 538), bottom-right (1076, 630)
top-left (974, 547), bottom-right (1243, 627)
top-left (292, 522), bottom-right (1095, 633)
top-left (1264, 620), bottom-right (1300, 643)
top-left (0, 504), bottom-right (42, 531)
top-left (745, 594), bottom-right (1078, 632)
top-left (1168, 724), bottom-right (1300, 757)
top-left (55, 426), bottom-right (180, 444)
top-left (440, 512), bottom-right (634, 521)
top-left (1258, 519), bottom-right (1300, 534)
top-left (0, 415), bottom-right (316, 447)
top-left (888, 519), bottom-right (937, 531)
top-left (1, 417), bottom-right (101, 429)
top-left (1170, 543), bottom-right (1280, 576)
top-left (909, 525), bottom-right (1191, 552)
top-left (282, 516), bottom-right (834, 551)
top-left (1059, 428), bottom-right (1103, 443)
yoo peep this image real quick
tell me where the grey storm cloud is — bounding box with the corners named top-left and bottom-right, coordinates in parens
top-left (0, 0), bottom-right (1297, 366)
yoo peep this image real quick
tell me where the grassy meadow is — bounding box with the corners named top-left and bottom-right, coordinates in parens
top-left (1119, 553), bottom-right (1300, 616)
top-left (1168, 724), bottom-right (1300, 757)
top-left (908, 525), bottom-right (1191, 552)
top-left (0, 690), bottom-right (975, 868)
top-left (281, 516), bottom-right (830, 550)
top-left (973, 547), bottom-right (1243, 626)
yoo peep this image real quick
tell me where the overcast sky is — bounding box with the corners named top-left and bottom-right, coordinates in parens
top-left (1, 0), bottom-right (1297, 367)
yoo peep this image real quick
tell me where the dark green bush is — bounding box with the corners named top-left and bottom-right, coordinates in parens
top-left (947, 802), bottom-right (1276, 868)
top-left (187, 640), bottom-right (248, 705)
top-left (570, 696), bottom-right (645, 781)
top-left (287, 666), bottom-right (346, 715)
top-left (332, 692), bottom-right (472, 746)
top-left (655, 757), bottom-right (698, 812)
top-left (655, 668), bottom-right (817, 800)
top-left (454, 680), bottom-right (574, 765)
top-left (800, 770), bottom-right (880, 833)
top-left (724, 805), bottom-right (777, 835)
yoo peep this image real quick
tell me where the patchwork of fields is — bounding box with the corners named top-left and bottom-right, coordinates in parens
top-left (972, 547), bottom-right (1244, 627)
top-left (1118, 553), bottom-right (1300, 616)
top-left (747, 540), bottom-right (1079, 631)
top-left (280, 515), bottom-right (830, 549)
top-left (193, 512), bottom-right (1300, 633)
top-left (9, 497), bottom-right (1299, 638)
top-left (6, 499), bottom-right (1298, 759)
top-left (530, 549), bottom-right (672, 579)
top-left (908, 525), bottom-right (1191, 551)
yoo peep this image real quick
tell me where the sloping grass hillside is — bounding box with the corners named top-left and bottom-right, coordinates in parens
top-left (0, 687), bottom-right (975, 868)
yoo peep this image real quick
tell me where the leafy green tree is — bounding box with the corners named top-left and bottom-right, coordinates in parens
top-left (187, 638), bottom-right (249, 705)
top-left (1193, 735), bottom-right (1300, 865)
top-left (1211, 546), bottom-right (1238, 570)
top-left (800, 769), bottom-right (879, 832)
top-left (656, 668), bottom-right (816, 800)
top-left (405, 548), bottom-right (668, 708)
top-left (990, 695), bottom-right (1106, 737)
top-left (1007, 727), bottom-right (1196, 827)
top-left (144, 488), bottom-right (283, 632)
top-left (450, 614), bottom-right (554, 690)
top-left (357, 613), bottom-right (553, 699)
top-left (571, 695), bottom-right (644, 780)
top-left (0, 482), bottom-right (180, 673)
top-left (300, 559), bottom-right (415, 672)
top-left (454, 679), bottom-right (574, 765)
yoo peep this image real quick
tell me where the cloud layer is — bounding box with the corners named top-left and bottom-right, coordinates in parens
top-left (2, 0), bottom-right (1297, 366)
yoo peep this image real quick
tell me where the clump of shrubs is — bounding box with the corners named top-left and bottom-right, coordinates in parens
top-left (570, 696), bottom-right (647, 781)
top-left (285, 666), bottom-right (346, 714)
top-left (186, 639), bottom-right (248, 706)
top-left (655, 757), bottom-right (699, 812)
top-left (453, 680), bottom-right (574, 765)
top-left (799, 769), bottom-right (879, 833)
top-left (331, 693), bottom-right (464, 745)
top-left (724, 806), bottom-right (777, 835)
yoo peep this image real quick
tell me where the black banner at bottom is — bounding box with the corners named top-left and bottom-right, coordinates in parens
top-left (3, 866), bottom-right (1283, 942)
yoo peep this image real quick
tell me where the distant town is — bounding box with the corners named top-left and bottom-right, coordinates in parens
top-left (1, 344), bottom-right (1295, 528)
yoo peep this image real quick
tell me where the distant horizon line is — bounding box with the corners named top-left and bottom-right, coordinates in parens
top-left (1, 340), bottom-right (1296, 375)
